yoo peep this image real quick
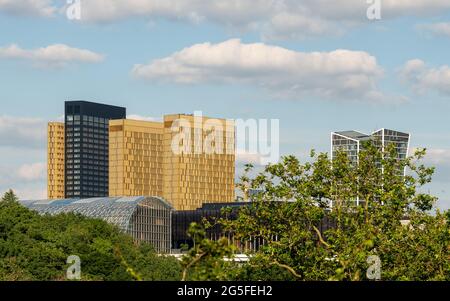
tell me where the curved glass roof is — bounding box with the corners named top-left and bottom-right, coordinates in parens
top-left (20, 196), bottom-right (173, 232)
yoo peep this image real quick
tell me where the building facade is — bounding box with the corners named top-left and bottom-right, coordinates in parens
top-left (47, 122), bottom-right (65, 199)
top-left (21, 196), bottom-right (173, 253)
top-left (109, 114), bottom-right (236, 210)
top-left (64, 101), bottom-right (126, 198)
top-left (371, 128), bottom-right (410, 160)
top-left (171, 202), bottom-right (335, 254)
top-left (331, 129), bottom-right (410, 166)
top-left (109, 119), bottom-right (165, 197)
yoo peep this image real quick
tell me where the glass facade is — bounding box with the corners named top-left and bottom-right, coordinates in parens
top-left (372, 129), bottom-right (410, 160)
top-left (331, 128), bottom-right (410, 175)
top-left (171, 202), bottom-right (335, 254)
top-left (331, 132), bottom-right (365, 165)
top-left (65, 101), bottom-right (126, 198)
top-left (21, 196), bottom-right (173, 253)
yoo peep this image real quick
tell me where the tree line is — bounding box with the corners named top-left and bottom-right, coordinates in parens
top-left (1, 143), bottom-right (449, 281)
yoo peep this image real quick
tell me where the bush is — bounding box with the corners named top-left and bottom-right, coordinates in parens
top-left (0, 193), bottom-right (182, 281)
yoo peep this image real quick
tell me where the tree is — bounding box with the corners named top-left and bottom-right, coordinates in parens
top-left (0, 200), bottom-right (182, 281)
top-left (180, 222), bottom-right (239, 281)
top-left (1, 189), bottom-right (18, 203)
top-left (184, 143), bottom-right (450, 281)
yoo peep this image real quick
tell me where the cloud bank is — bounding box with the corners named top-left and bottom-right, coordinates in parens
top-left (400, 59), bottom-right (450, 96)
top-left (3, 1), bottom-right (450, 39)
top-left (0, 44), bottom-right (104, 68)
top-left (0, 116), bottom-right (47, 149)
top-left (132, 39), bottom-right (391, 102)
top-left (0, 0), bottom-right (55, 17)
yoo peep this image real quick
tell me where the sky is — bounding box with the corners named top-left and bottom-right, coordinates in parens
top-left (0, 0), bottom-right (450, 210)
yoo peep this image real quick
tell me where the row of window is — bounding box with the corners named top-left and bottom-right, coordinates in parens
top-left (66, 127), bottom-right (108, 135)
top-left (67, 175), bottom-right (107, 181)
top-left (66, 170), bottom-right (108, 176)
top-left (66, 188), bottom-right (108, 194)
top-left (66, 164), bottom-right (108, 171)
top-left (67, 115), bottom-right (109, 124)
top-left (66, 182), bottom-right (108, 188)
top-left (66, 148), bottom-right (108, 155)
top-left (67, 143), bottom-right (108, 150)
top-left (66, 137), bottom-right (108, 144)
top-left (67, 120), bottom-right (109, 129)
top-left (67, 154), bottom-right (104, 160)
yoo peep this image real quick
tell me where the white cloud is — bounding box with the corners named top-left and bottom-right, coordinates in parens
top-left (16, 162), bottom-right (46, 181)
top-left (420, 148), bottom-right (450, 183)
top-left (132, 39), bottom-right (393, 102)
top-left (400, 59), bottom-right (450, 95)
top-left (418, 22), bottom-right (450, 38)
top-left (0, 0), bottom-right (55, 17)
top-left (3, 1), bottom-right (450, 39)
top-left (0, 44), bottom-right (104, 68)
top-left (0, 162), bottom-right (47, 200)
top-left (11, 187), bottom-right (47, 200)
top-left (0, 115), bottom-right (47, 149)
top-left (236, 152), bottom-right (265, 166)
top-left (57, 0), bottom-right (450, 39)
top-left (127, 114), bottom-right (161, 122)
top-left (423, 149), bottom-right (450, 167)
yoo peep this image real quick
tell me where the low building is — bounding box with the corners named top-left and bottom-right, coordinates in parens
top-left (171, 202), bottom-right (335, 253)
top-left (172, 202), bottom-right (248, 252)
top-left (20, 196), bottom-right (173, 253)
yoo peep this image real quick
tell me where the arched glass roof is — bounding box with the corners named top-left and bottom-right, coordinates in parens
top-left (20, 196), bottom-right (173, 232)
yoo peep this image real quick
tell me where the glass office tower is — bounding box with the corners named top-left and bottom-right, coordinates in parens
top-left (331, 128), bottom-right (410, 174)
top-left (331, 131), bottom-right (372, 166)
top-left (372, 129), bottom-right (410, 160)
top-left (65, 101), bottom-right (126, 198)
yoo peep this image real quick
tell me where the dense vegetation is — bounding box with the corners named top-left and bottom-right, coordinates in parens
top-left (0, 190), bottom-right (181, 281)
top-left (182, 144), bottom-right (450, 281)
top-left (2, 143), bottom-right (450, 281)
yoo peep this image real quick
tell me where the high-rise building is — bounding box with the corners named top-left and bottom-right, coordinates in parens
top-left (331, 131), bottom-right (372, 165)
top-left (371, 129), bottom-right (410, 160)
top-left (331, 128), bottom-right (410, 171)
top-left (64, 101), bottom-right (126, 198)
top-left (47, 122), bottom-right (65, 199)
top-left (109, 114), bottom-right (235, 210)
top-left (109, 119), bottom-right (164, 198)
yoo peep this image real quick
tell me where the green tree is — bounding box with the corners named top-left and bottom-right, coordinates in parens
top-left (0, 199), bottom-right (182, 281)
top-left (185, 143), bottom-right (450, 281)
top-left (180, 222), bottom-right (239, 281)
top-left (1, 189), bottom-right (18, 203)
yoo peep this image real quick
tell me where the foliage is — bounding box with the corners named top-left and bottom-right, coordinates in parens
top-left (184, 143), bottom-right (450, 281)
top-left (180, 222), bottom-right (239, 281)
top-left (1, 189), bottom-right (18, 204)
top-left (0, 194), bottom-right (182, 281)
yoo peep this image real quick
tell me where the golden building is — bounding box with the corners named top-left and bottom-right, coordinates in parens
top-left (109, 119), bottom-right (164, 197)
top-left (47, 122), bottom-right (65, 199)
top-left (109, 114), bottom-right (235, 210)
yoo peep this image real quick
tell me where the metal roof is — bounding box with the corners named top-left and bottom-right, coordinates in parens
top-left (333, 131), bottom-right (373, 141)
top-left (20, 196), bottom-right (173, 232)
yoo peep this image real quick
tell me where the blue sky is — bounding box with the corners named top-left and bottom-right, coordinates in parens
top-left (1, 0), bottom-right (450, 209)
